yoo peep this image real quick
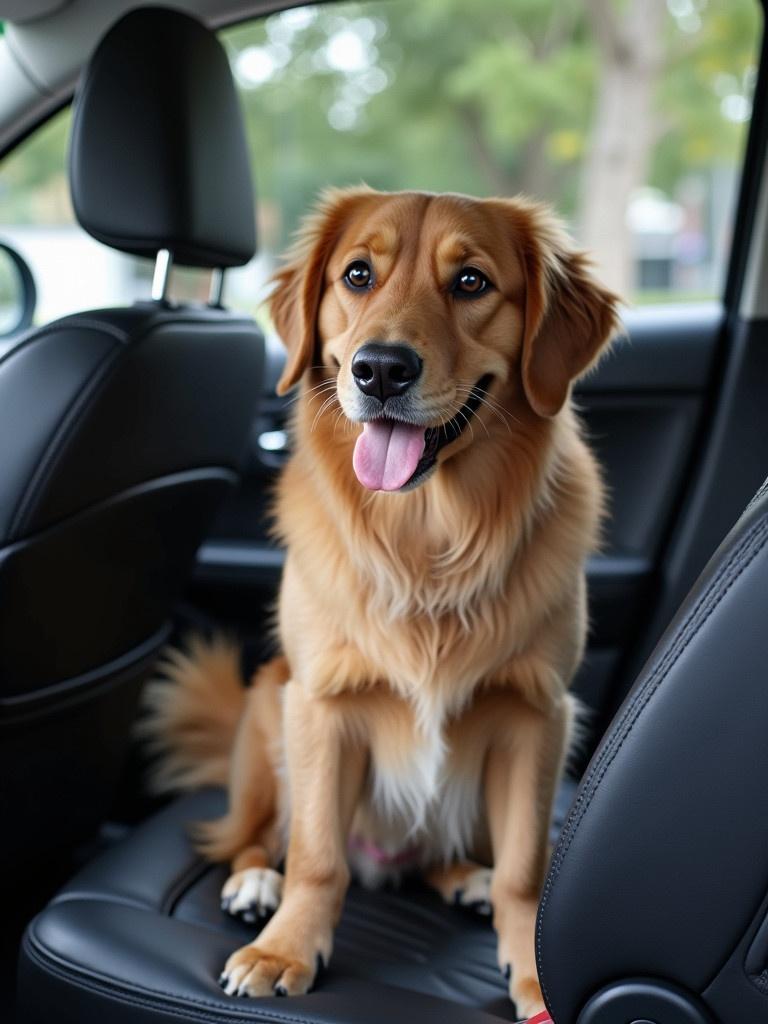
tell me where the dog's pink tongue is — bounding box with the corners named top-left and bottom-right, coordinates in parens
top-left (353, 421), bottom-right (426, 491)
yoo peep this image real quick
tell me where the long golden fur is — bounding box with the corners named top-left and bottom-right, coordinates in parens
top-left (142, 187), bottom-right (619, 1016)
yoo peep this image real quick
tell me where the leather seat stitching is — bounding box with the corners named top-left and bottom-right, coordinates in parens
top-left (577, 517), bottom-right (764, 794)
top-left (536, 515), bottom-right (768, 1007)
top-left (744, 476), bottom-right (768, 516)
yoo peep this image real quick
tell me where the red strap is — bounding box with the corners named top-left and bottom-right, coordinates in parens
top-left (526, 1013), bottom-right (553, 1024)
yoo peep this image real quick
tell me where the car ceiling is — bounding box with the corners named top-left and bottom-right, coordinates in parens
top-left (0, 0), bottom-right (302, 153)
top-left (0, 0), bottom-right (69, 22)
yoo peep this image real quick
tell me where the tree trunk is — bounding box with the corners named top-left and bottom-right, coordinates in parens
top-left (579, 0), bottom-right (666, 297)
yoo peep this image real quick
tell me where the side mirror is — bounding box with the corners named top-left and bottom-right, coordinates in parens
top-left (0, 241), bottom-right (36, 338)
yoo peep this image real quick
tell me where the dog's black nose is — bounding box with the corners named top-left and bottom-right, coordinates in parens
top-left (351, 343), bottom-right (422, 403)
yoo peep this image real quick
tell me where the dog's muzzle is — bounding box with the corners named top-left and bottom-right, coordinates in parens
top-left (352, 374), bottom-right (494, 493)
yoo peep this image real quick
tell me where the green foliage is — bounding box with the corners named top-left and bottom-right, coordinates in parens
top-left (652, 0), bottom-right (760, 190)
top-left (223, 0), bottom-right (761, 251)
top-left (0, 0), bottom-right (760, 265)
top-left (0, 109), bottom-right (71, 222)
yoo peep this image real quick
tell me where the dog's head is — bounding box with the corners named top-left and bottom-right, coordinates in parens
top-left (270, 187), bottom-right (619, 492)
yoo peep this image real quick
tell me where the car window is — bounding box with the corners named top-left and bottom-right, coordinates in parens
top-left (223, 0), bottom-right (761, 312)
top-left (0, 0), bottom-right (760, 326)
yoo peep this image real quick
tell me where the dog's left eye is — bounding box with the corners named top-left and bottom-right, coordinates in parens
top-left (453, 267), bottom-right (492, 297)
top-left (343, 260), bottom-right (373, 290)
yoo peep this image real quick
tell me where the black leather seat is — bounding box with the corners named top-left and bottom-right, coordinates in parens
top-left (16, 785), bottom-right (575, 1024)
top-left (537, 478), bottom-right (768, 1023)
top-left (0, 6), bottom-right (262, 886)
top-left (17, 477), bottom-right (768, 1024)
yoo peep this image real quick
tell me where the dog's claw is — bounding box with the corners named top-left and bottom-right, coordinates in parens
top-left (220, 945), bottom-right (316, 999)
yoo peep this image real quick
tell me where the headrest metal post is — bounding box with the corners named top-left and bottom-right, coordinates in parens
top-left (151, 249), bottom-right (173, 303)
top-left (209, 267), bottom-right (225, 308)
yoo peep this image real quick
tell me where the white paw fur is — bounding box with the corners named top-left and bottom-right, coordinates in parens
top-left (452, 867), bottom-right (493, 915)
top-left (221, 866), bottom-right (284, 924)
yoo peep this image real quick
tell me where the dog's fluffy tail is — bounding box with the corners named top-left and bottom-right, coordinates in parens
top-left (139, 634), bottom-right (246, 795)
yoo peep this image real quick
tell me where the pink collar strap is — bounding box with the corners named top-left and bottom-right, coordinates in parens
top-left (348, 835), bottom-right (422, 867)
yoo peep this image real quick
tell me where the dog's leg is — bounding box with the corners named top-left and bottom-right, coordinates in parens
top-left (424, 862), bottom-right (493, 915)
top-left (484, 695), bottom-right (571, 1017)
top-left (219, 680), bottom-right (366, 998)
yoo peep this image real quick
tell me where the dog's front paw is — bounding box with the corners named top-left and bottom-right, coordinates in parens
top-left (219, 943), bottom-right (316, 997)
top-left (221, 867), bottom-right (284, 924)
top-left (452, 867), bottom-right (493, 915)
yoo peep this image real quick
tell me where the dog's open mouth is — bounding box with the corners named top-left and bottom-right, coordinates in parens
top-left (352, 374), bottom-right (493, 492)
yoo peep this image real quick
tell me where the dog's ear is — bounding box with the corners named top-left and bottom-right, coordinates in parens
top-left (515, 205), bottom-right (621, 418)
top-left (271, 187), bottom-right (370, 396)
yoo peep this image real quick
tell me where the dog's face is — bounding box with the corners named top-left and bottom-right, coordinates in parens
top-left (270, 188), bottom-right (619, 493)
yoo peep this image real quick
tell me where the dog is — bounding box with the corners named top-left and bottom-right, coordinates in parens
top-left (142, 187), bottom-right (619, 1016)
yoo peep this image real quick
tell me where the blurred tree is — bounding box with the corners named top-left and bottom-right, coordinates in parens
top-left (0, 112), bottom-right (71, 223)
top-left (225, 0), bottom-right (599, 247)
top-left (0, 0), bottom-right (760, 303)
top-left (579, 0), bottom-right (668, 294)
top-left (224, 0), bottom-right (758, 298)
top-left (580, 0), bottom-right (760, 293)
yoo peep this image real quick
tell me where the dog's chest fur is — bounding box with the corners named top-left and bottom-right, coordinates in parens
top-left (278, 442), bottom-right (589, 886)
top-left (319, 517), bottom-right (544, 886)
top-left (349, 697), bottom-right (487, 888)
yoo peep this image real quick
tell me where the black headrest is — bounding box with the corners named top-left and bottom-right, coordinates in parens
top-left (69, 6), bottom-right (256, 269)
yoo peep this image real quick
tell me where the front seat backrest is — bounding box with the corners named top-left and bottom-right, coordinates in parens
top-left (0, 7), bottom-right (263, 886)
top-left (537, 477), bottom-right (768, 1023)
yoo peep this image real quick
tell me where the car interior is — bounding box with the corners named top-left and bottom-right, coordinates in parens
top-left (1, 1), bottom-right (768, 1022)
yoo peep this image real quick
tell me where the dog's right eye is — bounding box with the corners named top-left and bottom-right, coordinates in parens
top-left (343, 260), bottom-right (373, 290)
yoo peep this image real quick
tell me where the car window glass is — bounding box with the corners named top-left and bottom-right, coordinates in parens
top-left (0, 0), bottom-right (760, 326)
top-left (222, 0), bottom-right (761, 314)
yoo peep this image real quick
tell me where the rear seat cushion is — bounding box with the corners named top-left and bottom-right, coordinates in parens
top-left (17, 785), bottom-right (575, 1024)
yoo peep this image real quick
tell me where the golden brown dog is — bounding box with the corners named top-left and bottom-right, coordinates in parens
top-left (143, 187), bottom-right (619, 1016)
